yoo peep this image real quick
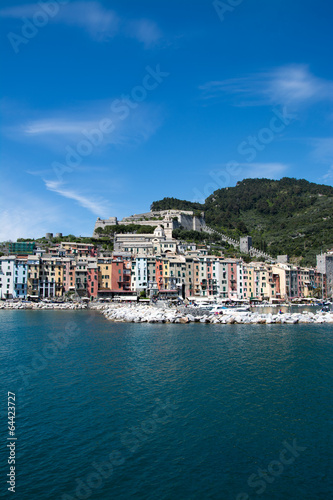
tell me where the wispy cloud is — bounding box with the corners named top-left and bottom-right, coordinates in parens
top-left (200, 65), bottom-right (333, 108)
top-left (24, 119), bottom-right (101, 136)
top-left (57, 1), bottom-right (119, 41)
top-left (4, 100), bottom-right (164, 154)
top-left (311, 137), bottom-right (333, 164)
top-left (322, 166), bottom-right (333, 182)
top-left (0, 183), bottom-right (64, 241)
top-left (44, 180), bottom-right (110, 216)
top-left (0, 208), bottom-right (49, 242)
top-left (0, 4), bottom-right (40, 18)
top-left (237, 162), bottom-right (288, 178)
top-left (310, 138), bottom-right (333, 183)
top-left (0, 1), bottom-right (162, 46)
top-left (126, 18), bottom-right (162, 48)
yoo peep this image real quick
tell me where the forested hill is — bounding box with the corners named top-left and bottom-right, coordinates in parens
top-left (151, 178), bottom-right (333, 266)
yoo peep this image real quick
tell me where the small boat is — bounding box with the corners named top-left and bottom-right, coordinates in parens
top-left (210, 304), bottom-right (250, 314)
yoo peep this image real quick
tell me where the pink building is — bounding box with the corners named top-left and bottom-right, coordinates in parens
top-left (87, 264), bottom-right (98, 298)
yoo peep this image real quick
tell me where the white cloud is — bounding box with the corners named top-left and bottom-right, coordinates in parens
top-left (13, 101), bottom-right (164, 152)
top-left (56, 1), bottom-right (119, 41)
top-left (200, 65), bottom-right (333, 108)
top-left (0, 187), bottom-right (64, 241)
top-left (311, 138), bottom-right (333, 164)
top-left (237, 162), bottom-right (288, 178)
top-left (126, 18), bottom-right (162, 48)
top-left (24, 119), bottom-right (101, 136)
top-left (0, 4), bottom-right (39, 17)
top-left (322, 165), bottom-right (333, 182)
top-left (0, 2), bottom-right (118, 41)
top-left (0, 2), bottom-right (162, 46)
top-left (44, 180), bottom-right (110, 217)
top-left (267, 65), bottom-right (333, 106)
top-left (310, 138), bottom-right (333, 184)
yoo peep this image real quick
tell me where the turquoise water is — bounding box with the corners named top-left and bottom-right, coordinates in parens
top-left (0, 310), bottom-right (332, 499)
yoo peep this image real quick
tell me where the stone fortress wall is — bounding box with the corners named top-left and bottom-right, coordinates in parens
top-left (93, 210), bottom-right (206, 238)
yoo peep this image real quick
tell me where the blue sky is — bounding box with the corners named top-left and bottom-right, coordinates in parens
top-left (1, 0), bottom-right (332, 240)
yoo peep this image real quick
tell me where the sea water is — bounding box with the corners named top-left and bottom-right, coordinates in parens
top-left (0, 310), bottom-right (332, 499)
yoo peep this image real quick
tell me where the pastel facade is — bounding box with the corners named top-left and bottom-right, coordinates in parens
top-left (0, 257), bottom-right (15, 299)
top-left (87, 264), bottom-right (98, 298)
top-left (1, 239), bottom-right (329, 300)
top-left (131, 258), bottom-right (148, 291)
top-left (39, 257), bottom-right (64, 297)
top-left (14, 258), bottom-right (28, 298)
top-left (27, 257), bottom-right (40, 297)
top-left (98, 257), bottom-right (113, 291)
top-left (63, 258), bottom-right (76, 292)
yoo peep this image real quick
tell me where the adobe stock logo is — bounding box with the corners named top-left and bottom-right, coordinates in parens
top-left (7, 1), bottom-right (69, 54)
top-left (236, 439), bottom-right (307, 499)
top-left (213, 0), bottom-right (244, 23)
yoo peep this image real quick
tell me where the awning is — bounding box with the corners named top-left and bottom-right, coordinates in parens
top-left (113, 296), bottom-right (137, 301)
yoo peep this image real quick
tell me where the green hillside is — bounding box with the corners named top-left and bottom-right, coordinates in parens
top-left (151, 178), bottom-right (333, 266)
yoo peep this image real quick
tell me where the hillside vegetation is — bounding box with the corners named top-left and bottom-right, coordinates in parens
top-left (151, 177), bottom-right (333, 266)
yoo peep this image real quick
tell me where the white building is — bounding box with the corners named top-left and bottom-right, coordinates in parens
top-left (114, 226), bottom-right (178, 256)
top-left (237, 262), bottom-right (245, 300)
top-left (0, 256), bottom-right (15, 299)
top-left (131, 257), bottom-right (148, 292)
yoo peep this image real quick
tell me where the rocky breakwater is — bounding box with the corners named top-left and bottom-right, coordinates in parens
top-left (0, 301), bottom-right (88, 310)
top-left (98, 304), bottom-right (333, 325)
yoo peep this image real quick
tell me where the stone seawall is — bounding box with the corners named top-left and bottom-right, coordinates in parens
top-left (92, 303), bottom-right (333, 325)
top-left (1, 301), bottom-right (332, 324)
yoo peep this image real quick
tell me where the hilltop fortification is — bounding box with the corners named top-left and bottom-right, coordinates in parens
top-left (93, 210), bottom-right (206, 238)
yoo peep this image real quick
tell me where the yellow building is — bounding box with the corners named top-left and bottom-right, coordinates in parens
top-left (244, 263), bottom-right (255, 299)
top-left (97, 257), bottom-right (113, 290)
top-left (40, 257), bottom-right (64, 297)
top-left (27, 257), bottom-right (40, 297)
